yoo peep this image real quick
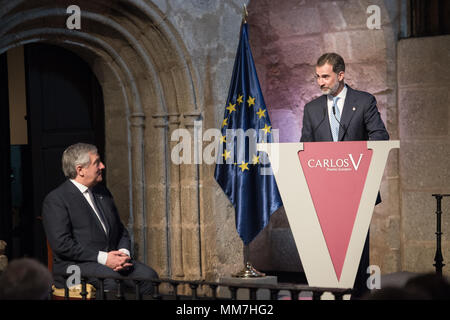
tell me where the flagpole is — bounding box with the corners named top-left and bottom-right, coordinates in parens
top-left (233, 243), bottom-right (266, 278)
top-left (217, 3), bottom-right (276, 278)
top-left (230, 3), bottom-right (266, 280)
top-left (242, 4), bottom-right (248, 24)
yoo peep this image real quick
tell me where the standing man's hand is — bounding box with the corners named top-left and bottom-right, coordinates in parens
top-left (105, 250), bottom-right (133, 271)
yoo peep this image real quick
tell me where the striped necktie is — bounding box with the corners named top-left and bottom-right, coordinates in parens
top-left (330, 96), bottom-right (341, 142)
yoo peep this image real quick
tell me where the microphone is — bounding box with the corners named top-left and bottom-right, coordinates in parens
top-left (332, 106), bottom-right (337, 116)
top-left (311, 106), bottom-right (327, 137)
top-left (332, 106), bottom-right (347, 139)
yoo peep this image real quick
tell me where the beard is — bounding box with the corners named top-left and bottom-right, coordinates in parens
top-left (320, 80), bottom-right (340, 95)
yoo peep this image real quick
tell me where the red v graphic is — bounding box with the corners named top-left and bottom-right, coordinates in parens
top-left (298, 142), bottom-right (372, 280)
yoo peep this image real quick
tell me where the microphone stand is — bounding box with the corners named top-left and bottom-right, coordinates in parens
top-left (333, 106), bottom-right (347, 139)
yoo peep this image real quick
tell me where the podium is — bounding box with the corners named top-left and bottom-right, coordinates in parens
top-left (257, 141), bottom-right (399, 290)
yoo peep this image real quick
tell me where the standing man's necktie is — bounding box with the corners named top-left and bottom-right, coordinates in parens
top-left (330, 96), bottom-right (341, 142)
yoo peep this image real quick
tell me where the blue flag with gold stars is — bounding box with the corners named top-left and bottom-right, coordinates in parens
top-left (214, 23), bottom-right (283, 245)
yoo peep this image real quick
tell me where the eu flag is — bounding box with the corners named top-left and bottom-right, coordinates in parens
top-left (214, 23), bottom-right (283, 245)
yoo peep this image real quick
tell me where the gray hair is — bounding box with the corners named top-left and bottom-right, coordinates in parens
top-left (62, 143), bottom-right (98, 179)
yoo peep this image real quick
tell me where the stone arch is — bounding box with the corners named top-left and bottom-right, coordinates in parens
top-left (0, 0), bottom-right (203, 280)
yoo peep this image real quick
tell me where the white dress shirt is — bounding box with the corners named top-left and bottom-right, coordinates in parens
top-left (70, 179), bottom-right (130, 265)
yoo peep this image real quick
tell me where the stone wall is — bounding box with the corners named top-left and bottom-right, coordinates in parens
top-left (151, 0), bottom-right (248, 281)
top-left (398, 35), bottom-right (450, 274)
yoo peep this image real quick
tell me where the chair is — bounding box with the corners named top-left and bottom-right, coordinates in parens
top-left (47, 240), bottom-right (96, 300)
top-left (0, 240), bottom-right (8, 274)
top-left (51, 284), bottom-right (96, 300)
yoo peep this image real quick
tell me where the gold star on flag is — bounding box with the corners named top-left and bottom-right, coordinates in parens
top-left (238, 161), bottom-right (249, 172)
top-left (222, 149), bottom-right (231, 161)
top-left (219, 135), bottom-right (226, 143)
top-left (226, 102), bottom-right (236, 113)
top-left (252, 154), bottom-right (260, 164)
top-left (256, 108), bottom-right (266, 119)
top-left (236, 94), bottom-right (243, 105)
top-left (247, 96), bottom-right (255, 107)
top-left (262, 123), bottom-right (272, 134)
top-left (222, 118), bottom-right (228, 128)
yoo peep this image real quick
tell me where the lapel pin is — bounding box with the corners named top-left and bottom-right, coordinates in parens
top-left (352, 107), bottom-right (356, 111)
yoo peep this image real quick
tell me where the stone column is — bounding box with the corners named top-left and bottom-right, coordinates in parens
top-left (167, 113), bottom-right (185, 279)
top-left (147, 114), bottom-right (170, 277)
top-left (180, 112), bottom-right (203, 280)
top-left (129, 112), bottom-right (147, 263)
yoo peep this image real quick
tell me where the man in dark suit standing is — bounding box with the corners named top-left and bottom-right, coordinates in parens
top-left (300, 53), bottom-right (389, 298)
top-left (43, 143), bottom-right (158, 295)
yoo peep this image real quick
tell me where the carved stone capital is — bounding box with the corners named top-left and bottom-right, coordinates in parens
top-left (130, 112), bottom-right (146, 128)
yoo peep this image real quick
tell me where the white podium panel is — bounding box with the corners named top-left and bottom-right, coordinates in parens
top-left (257, 141), bottom-right (399, 289)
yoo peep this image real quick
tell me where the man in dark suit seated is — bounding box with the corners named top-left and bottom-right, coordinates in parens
top-left (43, 143), bottom-right (158, 296)
top-left (300, 53), bottom-right (389, 298)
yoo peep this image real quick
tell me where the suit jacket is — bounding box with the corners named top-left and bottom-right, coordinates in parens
top-left (42, 180), bottom-right (131, 276)
top-left (300, 85), bottom-right (389, 142)
top-left (300, 85), bottom-right (389, 205)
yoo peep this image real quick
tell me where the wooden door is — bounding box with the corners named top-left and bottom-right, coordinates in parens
top-left (24, 43), bottom-right (105, 262)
